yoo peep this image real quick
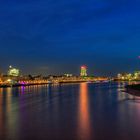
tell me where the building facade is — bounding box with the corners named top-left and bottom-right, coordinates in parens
top-left (7, 66), bottom-right (20, 77)
top-left (80, 66), bottom-right (87, 77)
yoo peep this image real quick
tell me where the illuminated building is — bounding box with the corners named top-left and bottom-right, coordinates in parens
top-left (80, 66), bottom-right (87, 77)
top-left (64, 74), bottom-right (73, 77)
top-left (8, 66), bottom-right (20, 77)
top-left (134, 71), bottom-right (140, 80)
top-left (117, 71), bottom-right (140, 81)
top-left (117, 73), bottom-right (122, 79)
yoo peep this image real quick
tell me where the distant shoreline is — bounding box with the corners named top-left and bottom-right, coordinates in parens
top-left (0, 81), bottom-right (89, 88)
top-left (0, 83), bottom-right (49, 88)
top-left (0, 80), bottom-right (111, 88)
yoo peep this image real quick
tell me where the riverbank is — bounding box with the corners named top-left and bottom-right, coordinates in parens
top-left (0, 81), bottom-right (90, 88)
top-left (0, 83), bottom-right (50, 88)
top-left (126, 84), bottom-right (140, 96)
top-left (0, 80), bottom-right (111, 88)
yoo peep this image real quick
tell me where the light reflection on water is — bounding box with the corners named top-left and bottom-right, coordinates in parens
top-left (0, 88), bottom-right (20, 140)
top-left (78, 83), bottom-right (92, 140)
top-left (0, 83), bottom-right (140, 140)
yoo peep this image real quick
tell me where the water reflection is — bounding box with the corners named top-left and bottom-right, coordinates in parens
top-left (0, 88), bottom-right (4, 137)
top-left (1, 83), bottom-right (140, 140)
top-left (78, 83), bottom-right (92, 140)
top-left (0, 88), bottom-right (19, 139)
top-left (20, 86), bottom-right (25, 94)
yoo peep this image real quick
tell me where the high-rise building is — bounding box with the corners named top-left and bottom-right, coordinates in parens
top-left (80, 65), bottom-right (87, 77)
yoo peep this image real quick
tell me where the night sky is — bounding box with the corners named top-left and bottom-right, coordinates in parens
top-left (0, 0), bottom-right (140, 76)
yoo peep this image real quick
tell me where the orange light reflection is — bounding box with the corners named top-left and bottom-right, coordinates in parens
top-left (78, 83), bottom-right (92, 139)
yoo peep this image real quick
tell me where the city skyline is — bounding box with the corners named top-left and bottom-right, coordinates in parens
top-left (0, 0), bottom-right (140, 76)
top-left (1, 1), bottom-right (140, 140)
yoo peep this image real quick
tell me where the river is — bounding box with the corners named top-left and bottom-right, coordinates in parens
top-left (0, 82), bottom-right (140, 140)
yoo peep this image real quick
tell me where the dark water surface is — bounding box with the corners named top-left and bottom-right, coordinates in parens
top-left (0, 82), bottom-right (140, 140)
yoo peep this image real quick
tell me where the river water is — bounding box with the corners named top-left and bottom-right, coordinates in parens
top-left (0, 82), bottom-right (140, 140)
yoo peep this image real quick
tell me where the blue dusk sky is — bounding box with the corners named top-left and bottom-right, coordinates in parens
top-left (0, 0), bottom-right (140, 76)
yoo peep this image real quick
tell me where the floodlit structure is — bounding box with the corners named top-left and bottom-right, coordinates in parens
top-left (8, 66), bottom-right (20, 77)
top-left (117, 71), bottom-right (140, 81)
top-left (64, 74), bottom-right (73, 77)
top-left (134, 71), bottom-right (140, 79)
top-left (80, 65), bottom-right (87, 77)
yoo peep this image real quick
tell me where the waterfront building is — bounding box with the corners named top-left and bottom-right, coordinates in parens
top-left (64, 74), bottom-right (73, 77)
top-left (134, 71), bottom-right (140, 80)
top-left (7, 66), bottom-right (20, 77)
top-left (80, 66), bottom-right (87, 77)
top-left (117, 71), bottom-right (140, 81)
top-left (117, 73), bottom-right (132, 80)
